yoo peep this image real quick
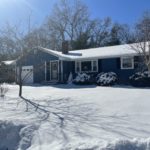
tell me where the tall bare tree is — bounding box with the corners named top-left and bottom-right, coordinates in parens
top-left (131, 12), bottom-right (150, 72)
top-left (91, 17), bottom-right (112, 47)
top-left (0, 23), bottom-right (24, 60)
top-left (44, 0), bottom-right (93, 50)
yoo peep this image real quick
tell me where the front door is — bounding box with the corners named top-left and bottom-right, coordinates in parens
top-left (50, 61), bottom-right (59, 81)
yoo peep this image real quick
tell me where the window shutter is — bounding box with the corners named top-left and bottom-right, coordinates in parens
top-left (117, 58), bottom-right (120, 69)
top-left (134, 56), bottom-right (139, 69)
top-left (98, 60), bottom-right (102, 72)
top-left (46, 62), bottom-right (50, 81)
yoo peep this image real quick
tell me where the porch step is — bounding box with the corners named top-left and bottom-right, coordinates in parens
top-left (41, 81), bottom-right (59, 85)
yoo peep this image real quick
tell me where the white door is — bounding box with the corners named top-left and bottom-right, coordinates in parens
top-left (21, 66), bottom-right (33, 84)
top-left (50, 61), bottom-right (59, 81)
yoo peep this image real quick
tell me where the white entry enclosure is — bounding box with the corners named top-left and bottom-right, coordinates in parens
top-left (50, 61), bottom-right (59, 81)
top-left (21, 66), bottom-right (33, 84)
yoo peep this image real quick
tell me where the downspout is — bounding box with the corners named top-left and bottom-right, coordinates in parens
top-left (61, 60), bottom-right (63, 82)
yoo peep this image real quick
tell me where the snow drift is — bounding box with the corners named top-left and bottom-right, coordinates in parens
top-left (0, 121), bottom-right (23, 150)
top-left (1, 84), bottom-right (150, 150)
top-left (0, 121), bottom-right (37, 150)
top-left (28, 138), bottom-right (150, 150)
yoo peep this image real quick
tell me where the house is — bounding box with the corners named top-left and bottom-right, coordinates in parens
top-left (16, 43), bottom-right (145, 84)
top-left (0, 60), bottom-right (16, 83)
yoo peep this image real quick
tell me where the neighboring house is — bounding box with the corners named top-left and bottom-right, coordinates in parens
top-left (16, 43), bottom-right (145, 84)
top-left (0, 60), bottom-right (16, 83)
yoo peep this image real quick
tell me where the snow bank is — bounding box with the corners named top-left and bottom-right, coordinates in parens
top-left (103, 138), bottom-right (150, 150)
top-left (56, 138), bottom-right (150, 150)
top-left (19, 125), bottom-right (37, 150)
top-left (2, 85), bottom-right (150, 150)
top-left (0, 121), bottom-right (23, 150)
top-left (0, 121), bottom-right (37, 150)
top-left (28, 138), bottom-right (150, 150)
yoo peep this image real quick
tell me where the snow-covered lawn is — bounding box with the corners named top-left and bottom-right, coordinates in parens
top-left (0, 84), bottom-right (150, 150)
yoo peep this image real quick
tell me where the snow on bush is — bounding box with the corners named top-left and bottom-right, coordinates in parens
top-left (96, 72), bottom-right (118, 86)
top-left (73, 73), bottom-right (91, 85)
top-left (0, 83), bottom-right (9, 97)
top-left (129, 71), bottom-right (150, 87)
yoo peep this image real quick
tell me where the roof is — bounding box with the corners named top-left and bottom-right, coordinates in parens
top-left (39, 43), bottom-right (142, 61)
top-left (1, 60), bottom-right (16, 66)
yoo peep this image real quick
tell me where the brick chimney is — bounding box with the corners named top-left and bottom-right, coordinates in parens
top-left (62, 41), bottom-right (69, 54)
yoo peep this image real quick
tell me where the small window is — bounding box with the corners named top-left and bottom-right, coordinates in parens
top-left (121, 57), bottom-right (134, 69)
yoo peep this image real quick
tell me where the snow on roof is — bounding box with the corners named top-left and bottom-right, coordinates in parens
top-left (1, 60), bottom-right (16, 66)
top-left (39, 43), bottom-right (140, 61)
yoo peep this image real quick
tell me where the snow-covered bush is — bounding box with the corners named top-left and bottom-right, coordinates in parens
top-left (0, 83), bottom-right (9, 97)
top-left (73, 73), bottom-right (91, 85)
top-left (96, 72), bottom-right (118, 86)
top-left (129, 71), bottom-right (150, 87)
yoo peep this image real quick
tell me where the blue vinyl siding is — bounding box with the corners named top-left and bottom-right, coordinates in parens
top-left (17, 48), bottom-right (143, 84)
top-left (99, 57), bottom-right (136, 83)
top-left (62, 61), bottom-right (75, 82)
top-left (17, 49), bottom-right (59, 83)
top-left (101, 58), bottom-right (118, 72)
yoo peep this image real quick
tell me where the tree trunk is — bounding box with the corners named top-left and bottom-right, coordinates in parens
top-left (19, 65), bottom-right (22, 97)
top-left (19, 83), bottom-right (22, 97)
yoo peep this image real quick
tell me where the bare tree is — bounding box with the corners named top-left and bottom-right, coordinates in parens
top-left (0, 20), bottom-right (37, 96)
top-left (91, 17), bottom-right (112, 47)
top-left (117, 24), bottom-right (135, 44)
top-left (131, 12), bottom-right (150, 72)
top-left (44, 0), bottom-right (93, 50)
top-left (0, 23), bottom-right (24, 60)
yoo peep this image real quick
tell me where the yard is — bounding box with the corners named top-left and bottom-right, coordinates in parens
top-left (0, 84), bottom-right (150, 150)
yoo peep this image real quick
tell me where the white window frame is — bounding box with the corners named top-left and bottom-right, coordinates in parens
top-left (75, 61), bottom-right (81, 73)
top-left (121, 57), bottom-right (134, 70)
top-left (92, 60), bottom-right (98, 72)
top-left (75, 60), bottom-right (98, 73)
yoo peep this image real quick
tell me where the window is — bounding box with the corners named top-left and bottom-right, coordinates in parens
top-left (75, 60), bottom-right (98, 72)
top-left (121, 57), bottom-right (134, 69)
top-left (81, 61), bottom-right (92, 71)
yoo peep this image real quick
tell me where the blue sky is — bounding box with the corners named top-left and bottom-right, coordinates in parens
top-left (0, 0), bottom-right (149, 28)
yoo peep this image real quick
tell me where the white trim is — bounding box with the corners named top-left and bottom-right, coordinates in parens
top-left (75, 61), bottom-right (81, 73)
top-left (49, 61), bottom-right (51, 80)
top-left (50, 60), bottom-right (59, 82)
top-left (92, 60), bottom-right (98, 72)
top-left (75, 59), bottom-right (98, 73)
top-left (44, 61), bottom-right (47, 81)
top-left (121, 57), bottom-right (134, 70)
